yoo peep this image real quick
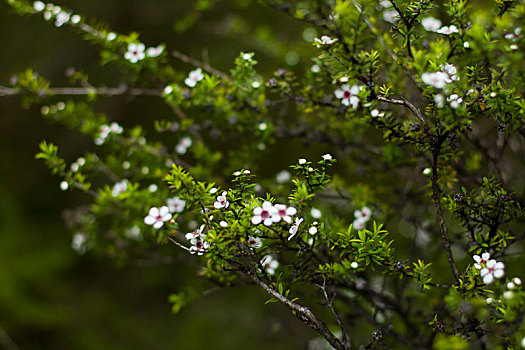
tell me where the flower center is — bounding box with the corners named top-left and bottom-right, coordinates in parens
top-left (261, 210), bottom-right (269, 219)
top-left (343, 91), bottom-right (351, 98)
top-left (278, 209), bottom-right (287, 216)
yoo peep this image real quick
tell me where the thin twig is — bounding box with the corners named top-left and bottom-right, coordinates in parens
top-left (317, 278), bottom-right (350, 350)
top-left (0, 326), bottom-right (20, 350)
top-left (430, 143), bottom-right (460, 280)
top-left (171, 49), bottom-right (233, 82)
top-left (0, 85), bottom-right (161, 97)
top-left (376, 95), bottom-right (426, 125)
top-left (167, 236), bottom-right (192, 253)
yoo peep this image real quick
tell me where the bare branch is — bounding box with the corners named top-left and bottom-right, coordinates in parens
top-left (0, 85), bottom-right (162, 97)
top-left (376, 94), bottom-right (426, 125)
top-left (171, 49), bottom-right (232, 82)
top-left (317, 278), bottom-right (350, 350)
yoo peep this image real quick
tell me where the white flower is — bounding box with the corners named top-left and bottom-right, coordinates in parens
top-left (242, 53), bottom-right (253, 61)
top-left (112, 179), bottom-right (128, 197)
top-left (261, 255), bottom-right (279, 275)
top-left (71, 233), bottom-right (88, 254)
top-left (55, 11), bottom-right (70, 27)
top-left (480, 259), bottom-right (505, 284)
top-left (247, 236), bottom-right (262, 249)
top-left (243, 170), bottom-right (251, 174)
top-left (33, 1), bottom-right (45, 12)
top-left (125, 226), bottom-right (142, 240)
top-left (322, 153), bottom-right (332, 160)
top-left (252, 201), bottom-right (276, 226)
top-left (422, 168), bottom-right (432, 175)
top-left (473, 252), bottom-right (490, 269)
top-left (437, 25), bottom-right (459, 35)
top-left (189, 239), bottom-right (209, 255)
top-left (70, 14), bottom-right (81, 24)
top-left (167, 196), bottom-right (186, 213)
top-left (60, 181), bottom-right (69, 191)
top-left (214, 191), bottom-right (229, 209)
top-left (353, 218), bottom-right (366, 231)
top-left (311, 208), bottom-right (322, 219)
top-left (272, 204), bottom-right (297, 224)
top-left (124, 43), bottom-right (146, 63)
top-left (448, 94), bottom-right (463, 109)
top-left (513, 277), bottom-right (522, 286)
top-left (234, 171), bottom-right (242, 176)
top-left (185, 225), bottom-right (205, 241)
top-left (313, 35), bottom-right (338, 47)
top-left (521, 337), bottom-right (525, 349)
top-left (463, 41), bottom-right (470, 48)
top-left (335, 84), bottom-right (361, 109)
top-left (486, 297), bottom-right (493, 304)
top-left (421, 17), bottom-right (442, 32)
top-left (209, 187), bottom-right (218, 194)
top-left (441, 63), bottom-right (459, 83)
top-left (148, 184), bottom-right (158, 192)
top-left (219, 220), bottom-right (228, 228)
top-left (354, 206), bottom-right (372, 222)
top-left (288, 217), bottom-right (304, 240)
top-left (379, 0), bottom-right (392, 8)
top-left (421, 72), bottom-right (447, 89)
top-left (507, 282), bottom-right (516, 290)
top-left (434, 94), bottom-right (445, 108)
top-left (503, 291), bottom-right (514, 300)
top-left (382, 9), bottom-right (399, 23)
top-left (146, 45), bottom-right (163, 58)
top-left (276, 170), bottom-right (291, 184)
top-left (299, 158), bottom-right (307, 165)
top-left (185, 68), bottom-right (204, 87)
top-left (309, 226), bottom-right (318, 235)
top-left (370, 109), bottom-right (380, 117)
top-left (144, 206), bottom-right (172, 229)
top-left (351, 261), bottom-right (359, 269)
top-left (107, 32), bottom-right (117, 41)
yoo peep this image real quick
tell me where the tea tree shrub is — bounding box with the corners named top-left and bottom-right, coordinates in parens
top-left (3, 0), bottom-right (525, 348)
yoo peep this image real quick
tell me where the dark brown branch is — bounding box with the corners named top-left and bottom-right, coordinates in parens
top-left (430, 144), bottom-right (460, 280)
top-left (317, 278), bottom-right (350, 349)
top-left (244, 268), bottom-right (346, 350)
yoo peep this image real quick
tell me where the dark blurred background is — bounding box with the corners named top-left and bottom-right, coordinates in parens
top-left (0, 1), bottom-right (322, 348)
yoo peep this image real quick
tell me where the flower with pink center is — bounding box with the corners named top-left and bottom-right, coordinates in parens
top-left (272, 204), bottom-right (297, 224)
top-left (480, 259), bottom-right (505, 284)
top-left (473, 252), bottom-right (491, 270)
top-left (334, 84), bottom-right (361, 109)
top-left (124, 43), bottom-right (146, 63)
top-left (189, 239), bottom-right (209, 255)
top-left (252, 201), bottom-right (276, 226)
top-left (354, 206), bottom-right (372, 222)
top-left (214, 191), bottom-right (229, 209)
top-left (144, 206), bottom-right (172, 229)
top-left (167, 196), bottom-right (186, 213)
top-left (185, 225), bottom-right (205, 241)
top-left (185, 68), bottom-right (204, 87)
top-left (247, 236), bottom-right (262, 249)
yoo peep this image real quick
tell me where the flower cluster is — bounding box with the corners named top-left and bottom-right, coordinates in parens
top-left (214, 191), bottom-right (229, 209)
top-left (437, 25), bottom-right (459, 35)
top-left (421, 63), bottom-right (459, 89)
top-left (473, 253), bottom-right (505, 284)
top-left (144, 206), bottom-right (172, 229)
top-left (112, 179), bottom-right (128, 197)
top-left (185, 68), bottom-right (204, 87)
top-left (94, 122), bottom-right (123, 145)
top-left (353, 206), bottom-right (372, 230)
top-left (252, 201), bottom-right (297, 226)
top-left (261, 255), bottom-right (279, 275)
top-left (175, 137), bottom-right (192, 155)
top-left (185, 225), bottom-right (209, 255)
top-left (33, 1), bottom-right (81, 28)
top-left (313, 35), bottom-right (338, 47)
top-left (124, 43), bottom-right (164, 63)
top-left (421, 17), bottom-right (442, 32)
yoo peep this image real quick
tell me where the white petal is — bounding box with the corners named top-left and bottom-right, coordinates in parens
top-left (144, 216), bottom-right (155, 225)
top-left (341, 99), bottom-right (350, 106)
top-left (253, 207), bottom-right (262, 215)
top-left (287, 207), bottom-right (297, 216)
top-left (483, 274), bottom-right (494, 284)
top-left (251, 216), bottom-right (262, 225)
top-left (161, 213), bottom-right (172, 221)
top-left (263, 218), bottom-right (273, 226)
top-left (283, 216), bottom-right (292, 224)
top-left (334, 89), bottom-right (343, 98)
top-left (159, 206), bottom-right (170, 216)
top-left (349, 96), bottom-right (359, 109)
top-left (153, 221), bottom-right (164, 229)
top-left (148, 207), bottom-right (159, 217)
top-left (494, 269), bottom-right (505, 279)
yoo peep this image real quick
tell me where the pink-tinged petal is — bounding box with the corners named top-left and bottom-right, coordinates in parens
top-left (214, 202), bottom-right (222, 209)
top-left (159, 206), bottom-right (170, 216)
top-left (253, 207), bottom-right (262, 215)
top-left (287, 207), bottom-right (297, 216)
top-left (486, 260), bottom-right (496, 268)
top-left (144, 216), bottom-right (156, 225)
top-left (263, 218), bottom-right (273, 226)
top-left (161, 213), bottom-right (172, 221)
top-left (494, 270), bottom-right (505, 279)
top-left (149, 207), bottom-right (159, 217)
top-left (483, 274), bottom-right (494, 284)
top-left (473, 255), bottom-right (481, 263)
top-left (334, 89), bottom-right (343, 98)
top-left (153, 221), bottom-right (164, 229)
top-left (252, 216), bottom-right (262, 225)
